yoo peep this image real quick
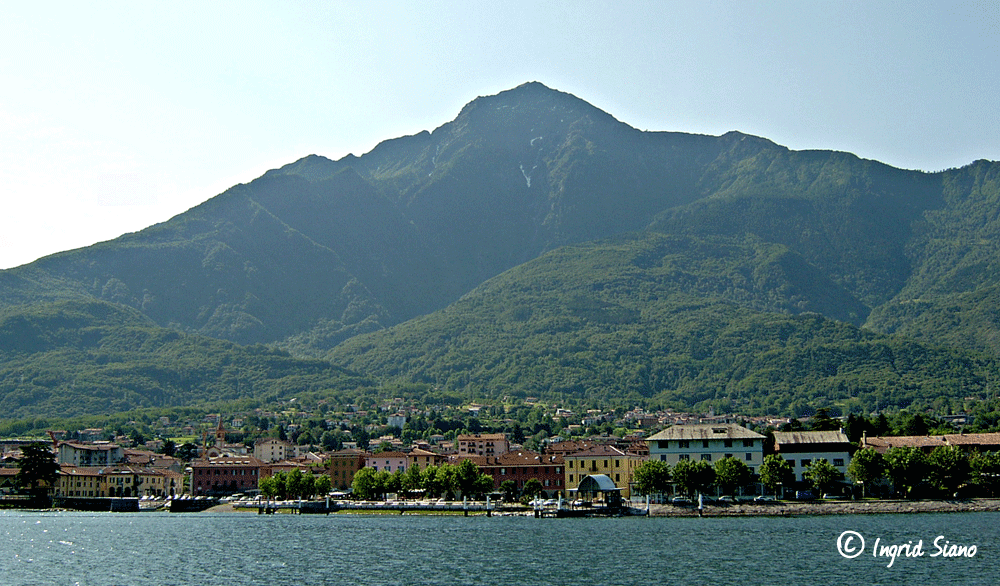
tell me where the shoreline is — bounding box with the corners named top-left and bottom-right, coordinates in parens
top-left (200, 498), bottom-right (1000, 517)
top-left (646, 498), bottom-right (1000, 517)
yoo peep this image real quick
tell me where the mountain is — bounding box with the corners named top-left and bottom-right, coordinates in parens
top-left (2, 82), bottom-right (1000, 420)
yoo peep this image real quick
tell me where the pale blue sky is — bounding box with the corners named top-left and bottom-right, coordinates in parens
top-left (1, 1), bottom-right (998, 269)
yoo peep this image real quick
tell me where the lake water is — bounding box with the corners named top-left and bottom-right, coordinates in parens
top-left (2, 510), bottom-right (997, 585)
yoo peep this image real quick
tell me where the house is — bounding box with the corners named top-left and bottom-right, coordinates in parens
top-left (327, 448), bottom-right (367, 490)
top-left (254, 438), bottom-right (295, 463)
top-left (472, 450), bottom-right (565, 497)
top-left (190, 456), bottom-right (264, 496)
top-left (645, 423), bottom-right (765, 473)
top-left (457, 433), bottom-right (509, 458)
top-left (859, 432), bottom-right (1000, 454)
top-left (54, 467), bottom-right (105, 497)
top-left (56, 441), bottom-right (124, 467)
top-left (772, 430), bottom-right (853, 482)
top-left (407, 448), bottom-right (447, 471)
top-left (365, 451), bottom-right (408, 473)
top-left (563, 445), bottom-right (643, 498)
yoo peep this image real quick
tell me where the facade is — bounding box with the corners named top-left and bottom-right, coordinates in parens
top-left (407, 448), bottom-right (447, 471)
top-left (860, 432), bottom-right (1000, 454)
top-left (474, 451), bottom-right (565, 496)
top-left (645, 423), bottom-right (766, 473)
top-left (254, 438), bottom-right (295, 463)
top-left (56, 442), bottom-right (124, 467)
top-left (457, 433), bottom-right (509, 458)
top-left (327, 449), bottom-right (367, 490)
top-left (772, 430), bottom-right (853, 482)
top-left (55, 467), bottom-right (104, 497)
top-left (365, 451), bottom-right (408, 473)
top-left (563, 445), bottom-right (643, 498)
top-left (190, 456), bottom-right (264, 496)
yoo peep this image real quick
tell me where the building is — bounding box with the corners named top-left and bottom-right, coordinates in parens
top-left (254, 438), bottom-right (295, 463)
top-left (772, 430), bottom-right (853, 482)
top-left (54, 467), bottom-right (104, 497)
top-left (563, 445), bottom-right (643, 498)
top-left (407, 448), bottom-right (447, 471)
top-left (645, 423), bottom-right (765, 473)
top-left (327, 449), bottom-right (367, 490)
top-left (860, 432), bottom-right (1000, 454)
top-left (56, 442), bottom-right (124, 467)
top-left (473, 451), bottom-right (565, 497)
top-left (365, 451), bottom-right (408, 473)
top-left (457, 433), bottom-right (509, 457)
top-left (190, 456), bottom-right (264, 496)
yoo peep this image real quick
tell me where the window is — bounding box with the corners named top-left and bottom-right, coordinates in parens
top-left (723, 439), bottom-right (733, 448)
top-left (501, 468), bottom-right (506, 475)
top-left (743, 440), bottom-right (755, 448)
top-left (658, 440), bottom-right (668, 449)
top-left (725, 454), bottom-right (733, 459)
top-left (615, 474), bottom-right (620, 482)
top-left (833, 459), bottom-right (845, 467)
top-left (788, 459), bottom-right (795, 467)
top-left (569, 474), bottom-right (574, 482)
top-left (745, 453), bottom-right (752, 461)
top-left (702, 440), bottom-right (709, 448)
top-left (801, 459), bottom-right (811, 467)
top-left (701, 454), bottom-right (712, 461)
top-left (678, 454), bottom-right (690, 461)
top-left (660, 455), bottom-right (666, 461)
top-left (679, 440), bottom-right (690, 449)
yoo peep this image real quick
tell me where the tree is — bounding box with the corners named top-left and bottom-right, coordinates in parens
top-left (632, 460), bottom-right (672, 497)
top-left (285, 468), bottom-right (308, 499)
top-left (402, 463), bottom-right (423, 495)
top-left (714, 457), bottom-right (752, 495)
top-left (672, 459), bottom-right (715, 497)
top-left (176, 442), bottom-right (199, 462)
top-left (847, 448), bottom-right (886, 497)
top-left (160, 439), bottom-right (177, 457)
top-left (259, 475), bottom-right (279, 499)
top-left (522, 478), bottom-right (543, 500)
top-left (455, 459), bottom-right (491, 499)
top-left (352, 467), bottom-right (379, 500)
top-left (803, 458), bottom-right (842, 496)
top-left (758, 454), bottom-right (794, 496)
top-left (970, 451), bottom-right (1000, 496)
top-left (499, 479), bottom-right (517, 501)
top-left (886, 446), bottom-right (929, 498)
top-left (927, 445), bottom-right (970, 496)
top-left (15, 442), bottom-right (59, 500)
top-left (314, 474), bottom-right (332, 497)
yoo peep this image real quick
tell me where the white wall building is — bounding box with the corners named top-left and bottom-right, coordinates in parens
top-left (645, 423), bottom-right (765, 473)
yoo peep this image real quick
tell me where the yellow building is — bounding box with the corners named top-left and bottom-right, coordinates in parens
top-left (56, 467), bottom-right (104, 497)
top-left (563, 445), bottom-right (643, 498)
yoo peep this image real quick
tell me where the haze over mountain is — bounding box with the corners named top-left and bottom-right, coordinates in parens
top-left (2, 82), bottom-right (1000, 420)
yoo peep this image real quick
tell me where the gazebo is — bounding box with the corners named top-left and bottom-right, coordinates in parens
top-left (575, 474), bottom-right (623, 510)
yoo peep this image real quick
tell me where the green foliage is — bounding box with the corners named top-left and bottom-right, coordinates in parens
top-left (759, 454), bottom-right (794, 495)
top-left (632, 460), bottom-right (673, 496)
top-left (970, 451), bottom-right (1000, 496)
top-left (15, 442), bottom-right (60, 497)
top-left (885, 447), bottom-right (931, 498)
top-left (802, 458), bottom-right (843, 495)
top-left (672, 459), bottom-right (715, 496)
top-left (713, 457), bottom-right (753, 494)
top-left (847, 448), bottom-right (887, 487)
top-left (0, 300), bottom-right (371, 419)
top-left (926, 445), bottom-right (970, 495)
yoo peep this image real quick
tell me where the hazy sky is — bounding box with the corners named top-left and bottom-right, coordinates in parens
top-left (2, 1), bottom-right (998, 269)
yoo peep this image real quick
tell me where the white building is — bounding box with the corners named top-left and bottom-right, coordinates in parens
top-left (253, 437), bottom-right (294, 463)
top-left (645, 423), bottom-right (765, 473)
top-left (772, 430), bottom-right (853, 482)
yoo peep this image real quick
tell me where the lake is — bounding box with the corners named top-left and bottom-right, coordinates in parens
top-left (2, 510), bottom-right (997, 585)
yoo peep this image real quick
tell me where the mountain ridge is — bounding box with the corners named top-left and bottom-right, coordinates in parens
top-left (3, 82), bottom-right (1000, 420)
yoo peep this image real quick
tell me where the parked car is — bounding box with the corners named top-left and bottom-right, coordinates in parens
top-left (717, 496), bottom-right (735, 503)
top-left (671, 496), bottom-right (692, 505)
top-left (753, 495), bottom-right (775, 502)
top-left (794, 491), bottom-right (816, 500)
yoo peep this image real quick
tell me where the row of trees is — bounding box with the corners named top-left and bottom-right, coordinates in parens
top-left (632, 456), bottom-right (757, 498)
top-left (258, 469), bottom-right (332, 500)
top-left (351, 460), bottom-right (494, 501)
top-left (846, 446), bottom-right (1000, 498)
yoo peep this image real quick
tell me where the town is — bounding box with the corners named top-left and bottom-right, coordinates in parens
top-left (3, 397), bottom-right (1000, 513)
